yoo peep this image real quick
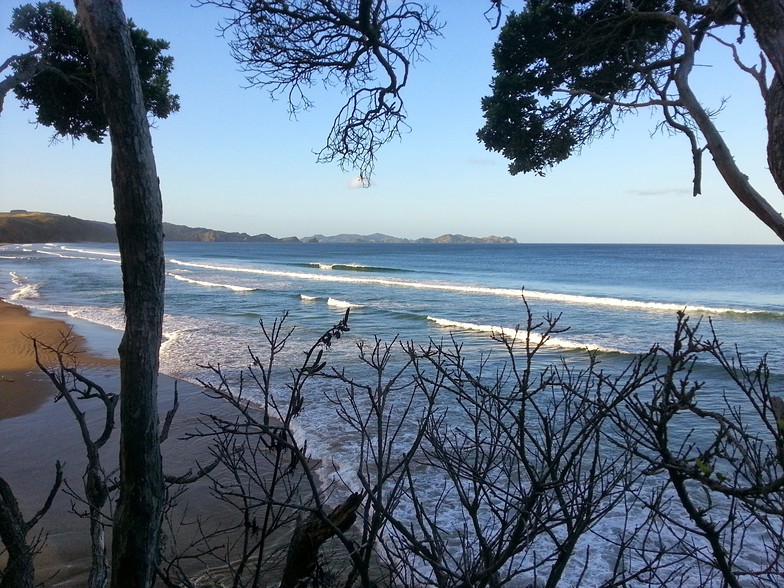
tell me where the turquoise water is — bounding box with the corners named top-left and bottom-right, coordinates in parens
top-left (2, 241), bottom-right (783, 584)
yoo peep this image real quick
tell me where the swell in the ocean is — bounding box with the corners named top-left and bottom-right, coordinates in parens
top-left (293, 261), bottom-right (413, 273)
top-left (168, 258), bottom-right (780, 319)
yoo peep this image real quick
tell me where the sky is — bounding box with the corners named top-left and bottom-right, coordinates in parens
top-left (0, 0), bottom-right (782, 244)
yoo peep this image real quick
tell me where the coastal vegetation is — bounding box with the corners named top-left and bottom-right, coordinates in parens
top-left (0, 211), bottom-right (516, 245)
top-left (2, 1), bottom-right (784, 587)
top-left (5, 302), bottom-right (784, 586)
top-left (2, 1), bottom-right (178, 139)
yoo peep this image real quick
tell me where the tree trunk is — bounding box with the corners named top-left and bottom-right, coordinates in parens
top-left (738, 0), bottom-right (784, 80)
top-left (738, 1), bottom-right (784, 200)
top-left (86, 464), bottom-right (110, 588)
top-left (0, 477), bottom-right (35, 588)
top-left (280, 493), bottom-right (363, 588)
top-left (765, 76), bottom-right (784, 199)
top-left (667, 15), bottom-right (784, 241)
top-left (73, 2), bottom-right (165, 586)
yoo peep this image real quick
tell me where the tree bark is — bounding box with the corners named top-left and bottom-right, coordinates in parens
top-left (73, 1), bottom-right (165, 586)
top-left (738, 1), bottom-right (784, 201)
top-left (765, 76), bottom-right (784, 199)
top-left (279, 493), bottom-right (363, 588)
top-left (664, 13), bottom-right (784, 241)
top-left (0, 477), bottom-right (35, 588)
top-left (739, 0), bottom-right (784, 80)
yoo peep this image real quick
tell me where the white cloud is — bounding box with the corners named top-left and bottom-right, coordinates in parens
top-left (348, 176), bottom-right (370, 189)
top-left (627, 187), bottom-right (692, 197)
top-left (466, 157), bottom-right (497, 166)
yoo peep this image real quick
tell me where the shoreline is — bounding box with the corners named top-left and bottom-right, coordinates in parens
top-left (0, 299), bottom-right (120, 420)
top-left (0, 300), bottom-right (296, 585)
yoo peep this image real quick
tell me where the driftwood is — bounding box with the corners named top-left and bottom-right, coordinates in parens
top-left (280, 492), bottom-right (363, 587)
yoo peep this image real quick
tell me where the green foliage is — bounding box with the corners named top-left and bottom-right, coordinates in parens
top-left (8, 1), bottom-right (179, 142)
top-left (477, 0), bottom-right (676, 175)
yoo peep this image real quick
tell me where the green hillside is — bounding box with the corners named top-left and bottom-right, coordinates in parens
top-left (0, 212), bottom-right (299, 244)
top-left (0, 211), bottom-right (117, 243)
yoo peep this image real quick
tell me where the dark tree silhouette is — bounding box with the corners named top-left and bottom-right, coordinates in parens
top-left (478, 0), bottom-right (784, 241)
top-left (3, 1), bottom-right (178, 141)
top-left (74, 1), bottom-right (167, 585)
top-left (197, 0), bottom-right (442, 183)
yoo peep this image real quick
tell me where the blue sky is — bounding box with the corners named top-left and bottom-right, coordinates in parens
top-left (1, 1), bottom-right (781, 244)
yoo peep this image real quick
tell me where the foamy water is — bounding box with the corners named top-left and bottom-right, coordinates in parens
top-left (2, 241), bottom-right (783, 585)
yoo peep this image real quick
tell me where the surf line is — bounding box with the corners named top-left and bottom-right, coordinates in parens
top-left (167, 259), bottom-right (769, 317)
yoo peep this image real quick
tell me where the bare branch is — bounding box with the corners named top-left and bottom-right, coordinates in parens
top-left (197, 0), bottom-right (442, 180)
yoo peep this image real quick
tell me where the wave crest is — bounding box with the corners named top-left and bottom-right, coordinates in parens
top-left (427, 316), bottom-right (624, 354)
top-left (167, 259), bottom-right (779, 318)
top-left (168, 273), bottom-right (256, 292)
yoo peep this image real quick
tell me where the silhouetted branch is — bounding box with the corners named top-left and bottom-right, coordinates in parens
top-left (196, 0), bottom-right (442, 181)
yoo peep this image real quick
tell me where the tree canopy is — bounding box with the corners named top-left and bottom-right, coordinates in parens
top-left (478, 0), bottom-right (674, 176)
top-left (199, 0), bottom-right (442, 184)
top-left (477, 0), bottom-right (784, 241)
top-left (4, 1), bottom-right (179, 143)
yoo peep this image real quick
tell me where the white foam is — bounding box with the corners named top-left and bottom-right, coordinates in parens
top-left (64, 306), bottom-right (125, 332)
top-left (300, 294), bottom-right (318, 301)
top-left (10, 284), bottom-right (40, 301)
top-left (36, 249), bottom-right (86, 260)
top-left (427, 316), bottom-right (624, 353)
top-left (160, 328), bottom-right (185, 357)
top-left (327, 297), bottom-right (361, 308)
top-left (8, 272), bottom-right (40, 301)
top-left (167, 258), bottom-right (770, 318)
top-left (60, 245), bottom-right (120, 257)
top-left (168, 273), bottom-right (255, 292)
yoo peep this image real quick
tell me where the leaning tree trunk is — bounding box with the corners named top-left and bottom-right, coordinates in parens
top-left (279, 493), bottom-right (363, 588)
top-left (73, 1), bottom-right (166, 586)
top-left (665, 13), bottom-right (784, 241)
top-left (765, 76), bottom-right (784, 202)
top-left (737, 1), bottom-right (784, 200)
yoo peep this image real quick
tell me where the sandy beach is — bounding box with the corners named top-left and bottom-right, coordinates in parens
top-left (0, 300), bottom-right (285, 585)
top-left (0, 300), bottom-right (118, 419)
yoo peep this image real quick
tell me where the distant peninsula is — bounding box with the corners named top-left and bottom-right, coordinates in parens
top-left (304, 233), bottom-right (518, 244)
top-left (0, 211), bottom-right (297, 244)
top-left (0, 211), bottom-right (517, 245)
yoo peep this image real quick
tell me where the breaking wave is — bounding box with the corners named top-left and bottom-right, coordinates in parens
top-left (167, 258), bottom-right (777, 318)
top-left (427, 316), bottom-right (625, 354)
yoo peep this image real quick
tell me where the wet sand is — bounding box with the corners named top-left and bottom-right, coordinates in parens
top-left (0, 300), bottom-right (291, 585)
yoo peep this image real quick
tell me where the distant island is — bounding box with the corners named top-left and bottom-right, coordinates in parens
top-left (0, 211), bottom-right (517, 245)
top-left (304, 233), bottom-right (518, 244)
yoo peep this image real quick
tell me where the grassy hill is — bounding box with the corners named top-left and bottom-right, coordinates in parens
top-left (0, 212), bottom-right (299, 244)
top-left (0, 211), bottom-right (117, 243)
top-left (1, 211), bottom-right (517, 245)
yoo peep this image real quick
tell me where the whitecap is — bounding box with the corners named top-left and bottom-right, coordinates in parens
top-left (168, 273), bottom-right (255, 292)
top-left (166, 258), bottom-right (772, 318)
top-left (427, 316), bottom-right (624, 354)
top-left (327, 297), bottom-right (362, 308)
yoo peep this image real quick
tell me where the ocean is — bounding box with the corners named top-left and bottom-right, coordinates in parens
top-left (2, 241), bottom-right (784, 585)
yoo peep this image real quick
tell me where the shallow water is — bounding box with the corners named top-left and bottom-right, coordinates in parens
top-left (3, 241), bottom-right (783, 585)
